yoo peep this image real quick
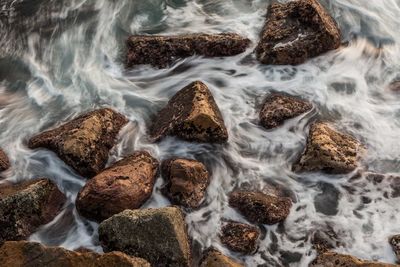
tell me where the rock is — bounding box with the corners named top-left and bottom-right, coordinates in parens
top-left (220, 221), bottom-right (260, 254)
top-left (99, 207), bottom-right (191, 267)
top-left (229, 191), bottom-right (292, 225)
top-left (0, 241), bottom-right (150, 267)
top-left (200, 249), bottom-right (244, 267)
top-left (310, 252), bottom-right (396, 267)
top-left (28, 108), bottom-right (128, 177)
top-left (0, 179), bottom-right (66, 244)
top-left (161, 158), bottom-right (210, 209)
top-left (255, 0), bottom-right (341, 65)
top-left (76, 151), bottom-right (159, 222)
top-left (150, 81), bottom-right (228, 143)
top-left (0, 148), bottom-right (10, 172)
top-left (389, 81), bottom-right (400, 92)
top-left (126, 33), bottom-right (251, 68)
top-left (389, 235), bottom-right (400, 262)
top-left (311, 228), bottom-right (341, 254)
top-left (293, 122), bottom-right (364, 173)
top-left (259, 93), bottom-right (312, 129)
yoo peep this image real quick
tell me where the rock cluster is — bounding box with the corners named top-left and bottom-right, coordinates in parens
top-left (0, 148), bottom-right (10, 172)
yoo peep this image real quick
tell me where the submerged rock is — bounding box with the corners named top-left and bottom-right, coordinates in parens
top-left (28, 108), bottom-right (128, 178)
top-left (0, 241), bottom-right (150, 267)
top-left (293, 122), bottom-right (364, 173)
top-left (220, 221), bottom-right (260, 254)
top-left (76, 151), bottom-right (159, 222)
top-left (0, 179), bottom-right (66, 244)
top-left (310, 252), bottom-right (396, 267)
top-left (255, 0), bottom-right (341, 65)
top-left (200, 249), bottom-right (244, 267)
top-left (0, 148), bottom-right (10, 172)
top-left (390, 235), bottom-right (400, 262)
top-left (126, 33), bottom-right (251, 68)
top-left (161, 158), bottom-right (210, 209)
top-left (150, 81), bottom-right (228, 143)
top-left (259, 93), bottom-right (312, 129)
top-left (229, 191), bottom-right (292, 225)
top-left (99, 207), bottom-right (191, 267)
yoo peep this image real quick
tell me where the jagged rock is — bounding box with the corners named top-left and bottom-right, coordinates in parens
top-left (0, 241), bottom-right (150, 267)
top-left (0, 179), bottom-right (66, 244)
top-left (28, 108), bottom-right (128, 177)
top-left (76, 151), bottom-right (159, 222)
top-left (293, 122), bottom-right (364, 173)
top-left (390, 235), bottom-right (400, 262)
top-left (150, 81), bottom-right (228, 143)
top-left (220, 221), bottom-right (260, 254)
top-left (200, 249), bottom-right (244, 267)
top-left (310, 252), bottom-right (397, 267)
top-left (99, 207), bottom-right (191, 267)
top-left (161, 158), bottom-right (210, 209)
top-left (255, 0), bottom-right (341, 65)
top-left (229, 191), bottom-right (292, 225)
top-left (126, 33), bottom-right (251, 68)
top-left (0, 148), bottom-right (10, 172)
top-left (311, 228), bottom-right (342, 254)
top-left (259, 93), bottom-right (312, 129)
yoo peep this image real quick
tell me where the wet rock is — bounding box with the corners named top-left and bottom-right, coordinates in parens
top-left (229, 191), bottom-right (292, 225)
top-left (255, 0), bottom-right (341, 65)
top-left (388, 80), bottom-right (400, 92)
top-left (76, 151), bottom-right (159, 222)
top-left (200, 249), bottom-right (244, 267)
top-left (161, 158), bottom-right (210, 209)
top-left (314, 182), bottom-right (340, 216)
top-left (0, 241), bottom-right (150, 267)
top-left (259, 93), bottom-right (312, 129)
top-left (0, 179), bottom-right (66, 244)
top-left (389, 234), bottom-right (400, 262)
top-left (310, 252), bottom-right (396, 266)
top-left (293, 122), bottom-right (364, 174)
top-left (99, 207), bottom-right (191, 267)
top-left (150, 81), bottom-right (228, 143)
top-left (126, 33), bottom-right (251, 68)
top-left (28, 108), bottom-right (128, 177)
top-left (0, 148), bottom-right (10, 172)
top-left (220, 221), bottom-right (260, 254)
top-left (311, 228), bottom-right (341, 254)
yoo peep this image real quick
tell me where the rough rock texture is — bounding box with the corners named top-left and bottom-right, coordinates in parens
top-left (311, 229), bottom-right (341, 254)
top-left (390, 235), bottom-right (400, 262)
top-left (0, 148), bottom-right (10, 172)
top-left (99, 207), bottom-right (191, 267)
top-left (126, 33), bottom-right (251, 68)
top-left (150, 81), bottom-right (228, 143)
top-left (293, 122), bottom-right (364, 173)
top-left (229, 191), bottom-right (292, 225)
top-left (0, 241), bottom-right (150, 267)
top-left (220, 221), bottom-right (260, 254)
top-left (161, 158), bottom-right (210, 209)
top-left (28, 108), bottom-right (128, 177)
top-left (255, 0), bottom-right (341, 65)
top-left (76, 151), bottom-right (159, 222)
top-left (259, 93), bottom-right (312, 129)
top-left (310, 252), bottom-right (397, 267)
top-left (0, 179), bottom-right (66, 244)
top-left (200, 249), bottom-right (244, 267)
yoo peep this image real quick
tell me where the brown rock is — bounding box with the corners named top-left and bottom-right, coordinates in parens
top-left (200, 249), bottom-right (244, 267)
top-left (389, 81), bottom-right (400, 92)
top-left (229, 191), bottom-right (292, 225)
top-left (126, 33), bottom-right (251, 68)
top-left (255, 0), bottom-right (341, 65)
top-left (390, 235), bottom-right (400, 262)
top-left (0, 179), bottom-right (66, 244)
top-left (28, 108), bottom-right (128, 178)
top-left (310, 252), bottom-right (397, 267)
top-left (76, 151), bottom-right (159, 222)
top-left (293, 122), bottom-right (364, 174)
top-left (150, 81), bottom-right (228, 143)
top-left (0, 148), bottom-right (10, 172)
top-left (161, 158), bottom-right (210, 209)
top-left (259, 93), bottom-right (312, 129)
top-left (99, 207), bottom-right (192, 267)
top-left (0, 241), bottom-right (150, 267)
top-left (220, 221), bottom-right (260, 254)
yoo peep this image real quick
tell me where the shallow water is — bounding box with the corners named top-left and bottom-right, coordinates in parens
top-left (1, 0), bottom-right (400, 266)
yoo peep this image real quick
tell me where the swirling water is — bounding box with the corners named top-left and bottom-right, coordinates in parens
top-left (1, 0), bottom-right (400, 266)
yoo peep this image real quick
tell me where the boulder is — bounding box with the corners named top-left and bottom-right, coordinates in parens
top-left (255, 0), bottom-right (341, 65)
top-left (126, 33), bottom-right (251, 68)
top-left (0, 241), bottom-right (150, 267)
top-left (293, 122), bottom-right (364, 173)
top-left (76, 151), bottom-right (159, 222)
top-left (99, 207), bottom-right (192, 267)
top-left (229, 191), bottom-right (292, 225)
top-left (220, 221), bottom-right (260, 254)
top-left (28, 108), bottom-right (128, 177)
top-left (389, 235), bottom-right (400, 262)
top-left (0, 148), bottom-right (10, 172)
top-left (0, 179), bottom-right (66, 244)
top-left (200, 249), bottom-right (244, 267)
top-left (310, 252), bottom-right (396, 267)
top-left (259, 93), bottom-right (312, 129)
top-left (161, 158), bottom-right (210, 209)
top-left (150, 81), bottom-right (228, 143)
